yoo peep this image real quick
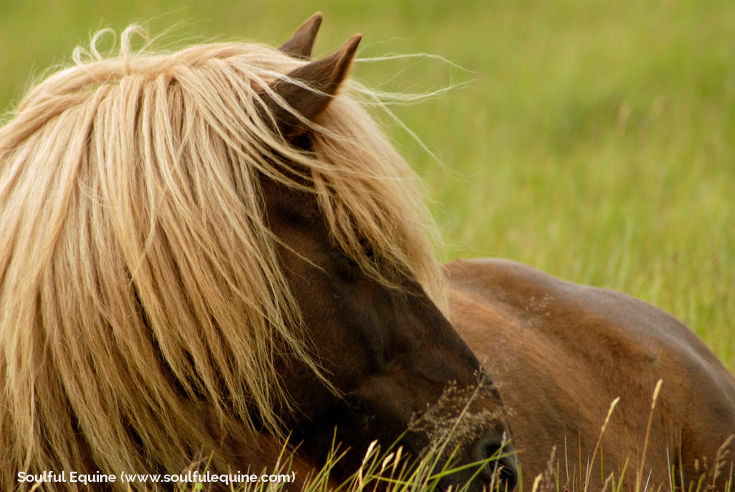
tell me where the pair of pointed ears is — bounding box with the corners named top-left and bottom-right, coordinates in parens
top-left (261, 13), bottom-right (361, 140)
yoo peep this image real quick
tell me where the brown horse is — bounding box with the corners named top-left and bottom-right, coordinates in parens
top-left (0, 14), bottom-right (516, 492)
top-left (448, 258), bottom-right (735, 491)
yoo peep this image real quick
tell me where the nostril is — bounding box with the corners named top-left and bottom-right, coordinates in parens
top-left (472, 432), bottom-right (518, 491)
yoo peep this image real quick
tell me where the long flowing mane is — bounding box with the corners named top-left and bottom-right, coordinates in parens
top-left (0, 27), bottom-right (445, 483)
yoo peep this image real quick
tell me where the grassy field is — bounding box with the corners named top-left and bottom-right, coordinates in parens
top-left (1, 0), bottom-right (732, 374)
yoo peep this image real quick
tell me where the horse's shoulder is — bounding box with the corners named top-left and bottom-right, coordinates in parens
top-left (445, 258), bottom-right (735, 474)
top-left (445, 257), bottom-right (685, 386)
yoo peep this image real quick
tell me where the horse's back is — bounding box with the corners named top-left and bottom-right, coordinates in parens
top-left (446, 258), bottom-right (735, 490)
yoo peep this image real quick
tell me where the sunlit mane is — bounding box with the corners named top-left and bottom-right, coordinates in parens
top-left (0, 26), bottom-right (446, 484)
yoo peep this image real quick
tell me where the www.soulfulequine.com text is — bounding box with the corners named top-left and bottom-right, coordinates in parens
top-left (17, 470), bottom-right (296, 486)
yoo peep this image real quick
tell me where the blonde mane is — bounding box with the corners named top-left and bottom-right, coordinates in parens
top-left (0, 27), bottom-right (446, 485)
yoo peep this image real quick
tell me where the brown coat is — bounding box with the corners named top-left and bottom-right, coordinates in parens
top-left (447, 258), bottom-right (735, 491)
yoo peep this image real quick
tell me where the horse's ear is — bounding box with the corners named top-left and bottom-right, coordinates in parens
top-left (264, 34), bottom-right (361, 140)
top-left (279, 12), bottom-right (323, 59)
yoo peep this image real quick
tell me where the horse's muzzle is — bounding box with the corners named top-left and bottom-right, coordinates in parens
top-left (472, 431), bottom-right (518, 491)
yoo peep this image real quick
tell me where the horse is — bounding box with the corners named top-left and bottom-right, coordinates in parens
top-left (0, 14), bottom-right (517, 492)
top-left (448, 259), bottom-right (735, 490)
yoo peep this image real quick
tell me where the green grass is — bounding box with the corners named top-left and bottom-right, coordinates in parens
top-left (1, 0), bottom-right (732, 373)
top-left (163, 385), bottom-right (734, 492)
top-left (124, 429), bottom-right (517, 492)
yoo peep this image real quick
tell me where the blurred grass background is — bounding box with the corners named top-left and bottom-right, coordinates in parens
top-left (1, 0), bottom-right (733, 370)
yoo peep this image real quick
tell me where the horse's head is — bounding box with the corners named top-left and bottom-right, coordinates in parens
top-left (252, 15), bottom-right (517, 490)
top-left (0, 14), bottom-right (515, 491)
